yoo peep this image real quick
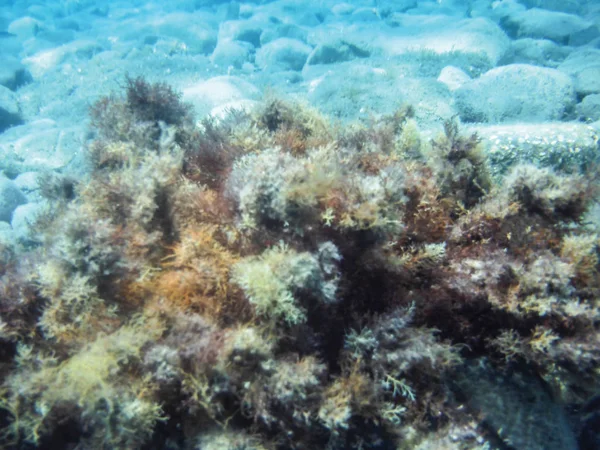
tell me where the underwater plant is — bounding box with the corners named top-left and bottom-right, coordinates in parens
top-left (0, 78), bottom-right (598, 450)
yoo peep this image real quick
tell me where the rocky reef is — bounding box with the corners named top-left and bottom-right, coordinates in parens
top-left (0, 78), bottom-right (599, 450)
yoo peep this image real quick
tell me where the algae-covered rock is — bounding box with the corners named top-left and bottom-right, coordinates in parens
top-left (469, 122), bottom-right (599, 176)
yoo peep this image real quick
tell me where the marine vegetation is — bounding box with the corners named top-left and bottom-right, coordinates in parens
top-left (0, 76), bottom-right (599, 450)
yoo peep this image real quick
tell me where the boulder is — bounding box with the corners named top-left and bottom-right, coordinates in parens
top-left (501, 8), bottom-right (596, 45)
top-left (260, 23), bottom-right (307, 45)
top-left (558, 49), bottom-right (600, 96)
top-left (454, 64), bottom-right (575, 123)
top-left (576, 94), bottom-right (600, 122)
top-left (0, 175), bottom-right (27, 223)
top-left (471, 122), bottom-right (599, 176)
top-left (0, 55), bottom-right (32, 90)
top-left (0, 120), bottom-right (80, 177)
top-left (11, 202), bottom-right (46, 242)
top-left (218, 20), bottom-right (263, 47)
top-left (182, 76), bottom-right (260, 118)
top-left (210, 40), bottom-right (252, 69)
top-left (0, 86), bottom-right (23, 133)
top-left (255, 38), bottom-right (312, 71)
top-left (306, 39), bottom-right (370, 65)
top-left (505, 38), bottom-right (569, 67)
top-left (437, 66), bottom-right (471, 91)
top-left (7, 16), bottom-right (41, 40)
top-left (518, 0), bottom-right (582, 14)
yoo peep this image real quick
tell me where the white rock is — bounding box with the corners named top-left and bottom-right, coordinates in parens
top-left (0, 120), bottom-right (80, 176)
top-left (438, 66), bottom-right (471, 91)
top-left (209, 99), bottom-right (259, 121)
top-left (7, 16), bottom-right (41, 40)
top-left (183, 76), bottom-right (260, 119)
top-left (454, 64), bottom-right (575, 123)
top-left (331, 3), bottom-right (355, 16)
top-left (22, 40), bottom-right (104, 78)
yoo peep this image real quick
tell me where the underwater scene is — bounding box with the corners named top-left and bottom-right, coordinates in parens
top-left (2, 0), bottom-right (600, 449)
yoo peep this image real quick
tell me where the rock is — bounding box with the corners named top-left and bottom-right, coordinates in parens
top-left (7, 16), bottom-right (41, 40)
top-left (218, 20), bottom-right (263, 47)
top-left (0, 86), bottom-right (23, 133)
top-left (454, 64), bottom-right (575, 123)
top-left (469, 0), bottom-right (500, 18)
top-left (11, 202), bottom-right (46, 243)
top-left (13, 172), bottom-right (41, 198)
top-left (489, 0), bottom-right (527, 22)
top-left (216, 1), bottom-right (240, 21)
top-left (518, 0), bottom-right (582, 14)
top-left (295, 11), bottom-right (325, 27)
top-left (306, 62), bottom-right (454, 126)
top-left (0, 120), bottom-right (81, 177)
top-left (569, 25), bottom-right (600, 47)
top-left (260, 24), bottom-right (307, 46)
top-left (0, 31), bottom-right (21, 55)
top-left (306, 39), bottom-right (370, 65)
top-left (505, 38), bottom-right (570, 67)
top-left (469, 122), bottom-right (599, 176)
top-left (453, 360), bottom-right (578, 450)
top-left (350, 8), bottom-right (381, 22)
top-left (331, 3), bottom-right (355, 16)
top-left (55, 18), bottom-right (82, 32)
top-left (35, 28), bottom-right (76, 45)
top-left (375, 0), bottom-right (417, 14)
top-left (377, 17), bottom-right (510, 67)
top-left (210, 40), bottom-right (252, 69)
top-left (22, 40), bottom-right (105, 78)
top-left (438, 66), bottom-right (471, 91)
top-left (0, 175), bottom-right (27, 223)
top-left (558, 49), bottom-right (600, 96)
top-left (182, 76), bottom-right (260, 118)
top-left (255, 38), bottom-right (312, 72)
top-left (151, 13), bottom-right (217, 55)
top-left (576, 94), bottom-right (600, 122)
top-left (0, 220), bottom-right (14, 243)
top-left (501, 8), bottom-right (595, 45)
top-left (209, 99), bottom-right (259, 121)
top-left (0, 55), bottom-right (32, 90)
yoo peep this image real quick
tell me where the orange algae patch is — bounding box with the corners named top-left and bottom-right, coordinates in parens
top-left (137, 225), bottom-right (250, 323)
